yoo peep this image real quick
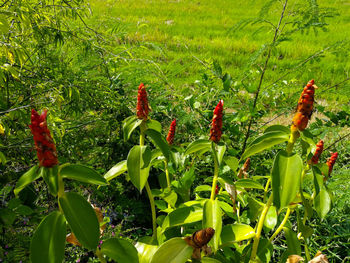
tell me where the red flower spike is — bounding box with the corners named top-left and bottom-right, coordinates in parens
top-left (166, 119), bottom-right (176, 145)
top-left (29, 109), bottom-right (58, 167)
top-left (210, 100), bottom-right (224, 143)
top-left (291, 80), bottom-right (316, 131)
top-left (215, 185), bottom-right (219, 195)
top-left (136, 83), bottom-right (150, 120)
top-left (310, 140), bottom-right (324, 165)
top-left (326, 152), bottom-right (338, 176)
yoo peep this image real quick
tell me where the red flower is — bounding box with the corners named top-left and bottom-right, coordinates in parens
top-left (215, 185), bottom-right (219, 195)
top-left (309, 140), bottom-right (324, 165)
top-left (291, 80), bottom-right (316, 131)
top-left (326, 152), bottom-right (338, 176)
top-left (166, 119), bottom-right (176, 145)
top-left (29, 109), bottom-right (58, 167)
top-left (210, 100), bottom-right (224, 143)
top-left (136, 83), bottom-right (150, 120)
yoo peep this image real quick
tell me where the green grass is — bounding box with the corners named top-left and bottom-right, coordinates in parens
top-left (88, 0), bottom-right (350, 104)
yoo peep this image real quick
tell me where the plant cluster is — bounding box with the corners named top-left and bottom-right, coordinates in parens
top-left (10, 79), bottom-right (341, 263)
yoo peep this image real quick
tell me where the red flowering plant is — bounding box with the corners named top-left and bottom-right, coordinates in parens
top-left (14, 109), bottom-right (109, 263)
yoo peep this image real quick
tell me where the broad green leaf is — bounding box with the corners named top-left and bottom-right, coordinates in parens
top-left (147, 119), bottom-right (162, 133)
top-left (272, 150), bottom-right (303, 210)
top-left (41, 166), bottom-right (59, 196)
top-left (201, 258), bottom-right (222, 263)
top-left (264, 125), bottom-right (290, 134)
top-left (146, 129), bottom-right (171, 160)
top-left (135, 238), bottom-right (157, 263)
top-left (162, 205), bottom-right (203, 232)
top-left (127, 145), bottom-right (152, 192)
top-left (101, 238), bottom-right (139, 263)
top-left (312, 165), bottom-right (326, 195)
top-left (0, 208), bottom-right (16, 225)
top-left (104, 160), bottom-right (127, 181)
top-left (30, 211), bottom-right (66, 263)
top-left (150, 237), bottom-right (192, 263)
top-left (283, 227), bottom-right (301, 255)
top-left (59, 192), bottom-right (99, 250)
top-left (14, 165), bottom-right (40, 196)
top-left (195, 185), bottom-right (212, 192)
top-left (123, 116), bottom-right (142, 141)
top-left (247, 196), bottom-right (264, 222)
top-left (203, 199), bottom-right (222, 252)
top-left (0, 151), bottom-right (6, 164)
top-left (220, 224), bottom-right (255, 247)
top-left (263, 206), bottom-right (277, 232)
top-left (314, 187), bottom-right (331, 219)
top-left (224, 156), bottom-right (239, 172)
top-left (216, 142), bottom-right (226, 166)
top-left (235, 179), bottom-right (264, 190)
top-left (60, 164), bottom-right (107, 185)
top-left (241, 131), bottom-right (289, 160)
top-left (184, 139), bottom-right (211, 156)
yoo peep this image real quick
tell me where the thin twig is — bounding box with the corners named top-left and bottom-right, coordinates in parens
top-left (324, 132), bottom-right (350, 151)
top-left (241, 0), bottom-right (289, 154)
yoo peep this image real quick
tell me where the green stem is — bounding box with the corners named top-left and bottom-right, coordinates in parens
top-left (95, 249), bottom-right (107, 263)
top-left (263, 178), bottom-right (271, 202)
top-left (145, 182), bottom-right (157, 241)
top-left (269, 207), bottom-right (292, 242)
top-left (210, 142), bottom-right (219, 200)
top-left (165, 160), bottom-right (171, 188)
top-left (286, 130), bottom-right (299, 154)
top-left (250, 194), bottom-right (273, 261)
top-left (304, 241), bottom-right (311, 261)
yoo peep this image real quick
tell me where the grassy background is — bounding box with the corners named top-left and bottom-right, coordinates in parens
top-left (89, 0), bottom-right (350, 104)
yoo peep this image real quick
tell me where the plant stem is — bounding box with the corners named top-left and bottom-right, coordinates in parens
top-left (250, 194), bottom-right (273, 261)
top-left (139, 120), bottom-right (157, 241)
top-left (210, 142), bottom-right (219, 200)
top-left (304, 242), bottom-right (311, 261)
top-left (269, 207), bottom-right (292, 242)
top-left (95, 249), bottom-right (107, 263)
top-left (263, 178), bottom-right (271, 202)
top-left (164, 160), bottom-right (171, 188)
top-left (145, 182), bottom-right (157, 241)
top-left (286, 130), bottom-right (299, 154)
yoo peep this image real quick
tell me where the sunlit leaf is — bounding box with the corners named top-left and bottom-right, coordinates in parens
top-left (60, 164), bottom-right (107, 185)
top-left (104, 160), bottom-right (127, 181)
top-left (101, 238), bottom-right (139, 263)
top-left (150, 237), bottom-right (192, 263)
top-left (14, 165), bottom-right (40, 196)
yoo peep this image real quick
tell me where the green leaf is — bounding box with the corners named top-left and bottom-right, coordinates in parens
top-left (247, 196), bottom-right (264, 222)
top-left (123, 116), bottom-right (142, 141)
top-left (271, 150), bottom-right (303, 210)
top-left (101, 238), bottom-right (139, 263)
top-left (314, 187), bottom-right (331, 219)
top-left (283, 227), bottom-right (301, 255)
top-left (162, 205), bottom-right (203, 232)
top-left (0, 208), bottom-right (16, 225)
top-left (201, 258), bottom-right (222, 263)
top-left (14, 165), bottom-right (40, 196)
top-left (241, 131), bottom-right (289, 160)
top-left (59, 192), bottom-right (99, 250)
top-left (264, 125), bottom-right (290, 134)
top-left (224, 156), bottom-right (239, 172)
top-left (104, 160), bottom-right (127, 181)
top-left (30, 211), bottom-right (66, 263)
top-left (150, 237), bottom-right (192, 263)
top-left (263, 206), bottom-right (277, 232)
top-left (184, 139), bottom-right (211, 156)
top-left (146, 129), bottom-right (171, 160)
top-left (147, 119), bottom-right (162, 133)
top-left (203, 199), bottom-right (222, 252)
top-left (216, 143), bottom-right (226, 166)
top-left (220, 224), bottom-right (255, 247)
top-left (312, 165), bottom-right (325, 195)
top-left (195, 185), bottom-right (212, 192)
top-left (135, 238), bottom-right (158, 263)
top-left (127, 145), bottom-right (152, 192)
top-left (235, 179), bottom-right (264, 190)
top-left (41, 166), bottom-right (59, 196)
top-left (60, 164), bottom-right (107, 185)
top-left (0, 151), bottom-right (6, 164)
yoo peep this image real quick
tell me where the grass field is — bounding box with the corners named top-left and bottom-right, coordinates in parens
top-left (89, 0), bottom-right (350, 104)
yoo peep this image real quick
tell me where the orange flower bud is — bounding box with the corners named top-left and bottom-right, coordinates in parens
top-left (166, 119), bottom-right (176, 145)
top-left (210, 100), bottom-right (224, 143)
top-left (326, 152), bottom-right (338, 176)
top-left (291, 80), bottom-right (316, 131)
top-left (29, 109), bottom-right (58, 167)
top-left (309, 140), bottom-right (324, 165)
top-left (136, 83), bottom-right (150, 120)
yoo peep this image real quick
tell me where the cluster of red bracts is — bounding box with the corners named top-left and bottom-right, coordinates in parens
top-left (210, 100), bottom-right (224, 143)
top-left (166, 119), bottom-right (176, 145)
top-left (309, 140), bottom-right (324, 165)
top-left (291, 80), bottom-right (316, 131)
top-left (136, 83), bottom-right (150, 120)
top-left (30, 109), bottom-right (58, 167)
top-left (327, 152), bottom-right (338, 176)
